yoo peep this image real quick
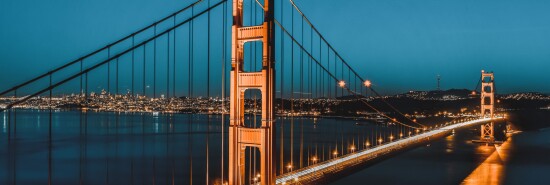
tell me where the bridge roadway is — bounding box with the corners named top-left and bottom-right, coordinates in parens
top-left (275, 117), bottom-right (505, 185)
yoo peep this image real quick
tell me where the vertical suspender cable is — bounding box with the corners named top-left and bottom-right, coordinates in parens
top-left (319, 40), bottom-right (323, 99)
top-left (173, 16), bottom-right (177, 98)
top-left (108, 48), bottom-right (111, 93)
top-left (85, 72), bottom-right (88, 102)
top-left (154, 25), bottom-right (157, 98)
top-left (132, 36), bottom-right (135, 96)
top-left (80, 60), bottom-right (83, 95)
top-left (334, 52), bottom-right (337, 97)
top-left (206, 1), bottom-right (210, 184)
top-left (168, 32), bottom-right (170, 98)
top-left (116, 58), bottom-right (119, 94)
top-left (300, 12), bottom-right (304, 169)
top-left (290, 1), bottom-right (294, 170)
top-left (49, 74), bottom-right (52, 140)
top-left (143, 45), bottom-right (146, 96)
top-left (48, 73), bottom-right (52, 184)
top-left (14, 90), bottom-right (17, 137)
top-left (328, 45), bottom-right (331, 98)
top-left (191, 7), bottom-right (194, 98)
top-left (279, 0), bottom-right (284, 175)
top-left (221, 1), bottom-right (227, 183)
top-left (207, 0), bottom-right (211, 98)
top-left (189, 12), bottom-right (192, 98)
top-left (309, 25), bottom-right (312, 102)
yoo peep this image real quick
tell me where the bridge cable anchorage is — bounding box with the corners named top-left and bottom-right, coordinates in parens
top-left (0, 0), bottom-right (204, 98)
top-left (273, 19), bottom-right (421, 130)
top-left (1, 0), bottom-right (227, 110)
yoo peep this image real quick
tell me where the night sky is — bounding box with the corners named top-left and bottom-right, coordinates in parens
top-left (1, 0), bottom-right (549, 95)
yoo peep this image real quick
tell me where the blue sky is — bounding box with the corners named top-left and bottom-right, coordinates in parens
top-left (1, 0), bottom-right (549, 95)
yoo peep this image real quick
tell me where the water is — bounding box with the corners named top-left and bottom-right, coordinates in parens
top-left (5, 109), bottom-right (543, 185)
top-left (1, 110), bottom-right (225, 185)
top-left (330, 119), bottom-right (550, 185)
top-left (1, 109), bottom-right (407, 185)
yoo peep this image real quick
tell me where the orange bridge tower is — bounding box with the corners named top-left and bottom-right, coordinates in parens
top-left (480, 70), bottom-right (495, 142)
top-left (229, 0), bottom-right (275, 185)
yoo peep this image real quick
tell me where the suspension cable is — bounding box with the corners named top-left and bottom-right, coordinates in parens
top-left (274, 19), bottom-right (421, 129)
top-left (1, 0), bottom-right (226, 110)
top-left (0, 0), bottom-right (204, 97)
top-left (282, 0), bottom-right (427, 128)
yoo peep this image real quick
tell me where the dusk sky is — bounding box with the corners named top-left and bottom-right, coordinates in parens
top-left (1, 0), bottom-right (549, 95)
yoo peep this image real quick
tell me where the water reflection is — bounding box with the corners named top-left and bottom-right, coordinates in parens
top-left (445, 134), bottom-right (455, 153)
top-left (462, 138), bottom-right (513, 185)
top-left (3, 112), bottom-right (6, 133)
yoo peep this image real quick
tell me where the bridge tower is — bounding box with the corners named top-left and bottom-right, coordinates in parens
top-left (480, 70), bottom-right (495, 142)
top-left (229, 0), bottom-right (275, 185)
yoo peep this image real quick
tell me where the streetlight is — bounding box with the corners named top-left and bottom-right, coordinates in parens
top-left (311, 156), bottom-right (318, 164)
top-left (349, 145), bottom-right (356, 153)
top-left (365, 141), bottom-right (371, 147)
top-left (389, 135), bottom-right (394, 141)
top-left (332, 150), bottom-right (338, 158)
top-left (364, 80), bottom-right (372, 87)
top-left (378, 138), bottom-right (383, 144)
top-left (311, 156), bottom-right (319, 179)
top-left (338, 80), bottom-right (346, 88)
top-left (286, 164), bottom-right (293, 172)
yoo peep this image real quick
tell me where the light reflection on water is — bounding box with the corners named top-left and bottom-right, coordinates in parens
top-left (445, 133), bottom-right (455, 154)
top-left (462, 135), bottom-right (515, 185)
top-left (3, 112), bottom-right (5, 133)
top-left (330, 121), bottom-right (510, 185)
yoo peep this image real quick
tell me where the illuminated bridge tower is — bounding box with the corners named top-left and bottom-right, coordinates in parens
top-left (229, 0), bottom-right (275, 185)
top-left (480, 70), bottom-right (495, 142)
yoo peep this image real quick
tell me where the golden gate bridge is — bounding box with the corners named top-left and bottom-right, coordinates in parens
top-left (0, 0), bottom-right (505, 184)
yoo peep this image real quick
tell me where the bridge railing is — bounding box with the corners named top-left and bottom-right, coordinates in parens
top-left (275, 116), bottom-right (504, 184)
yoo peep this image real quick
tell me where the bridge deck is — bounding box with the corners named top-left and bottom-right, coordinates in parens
top-left (275, 117), bottom-right (504, 184)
